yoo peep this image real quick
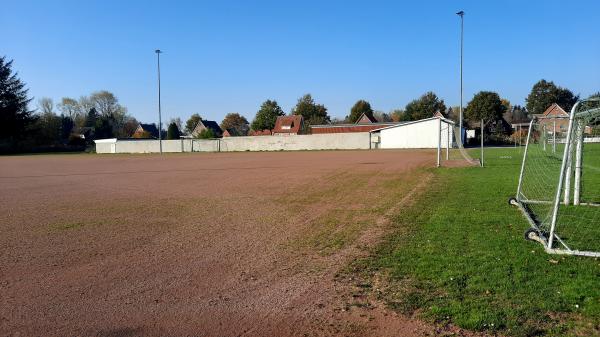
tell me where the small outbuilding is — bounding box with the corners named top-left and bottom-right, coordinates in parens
top-left (370, 117), bottom-right (454, 149)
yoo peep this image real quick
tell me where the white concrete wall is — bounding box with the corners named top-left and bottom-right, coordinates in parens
top-left (95, 142), bottom-right (115, 154)
top-left (191, 139), bottom-right (220, 152)
top-left (95, 133), bottom-right (370, 154)
top-left (379, 118), bottom-right (454, 149)
top-left (217, 133), bottom-right (370, 152)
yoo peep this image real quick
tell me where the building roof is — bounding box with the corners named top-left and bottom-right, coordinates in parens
top-left (223, 128), bottom-right (242, 137)
top-left (433, 110), bottom-right (445, 118)
top-left (202, 120), bottom-right (223, 135)
top-left (273, 115), bottom-right (303, 134)
top-left (138, 123), bottom-right (159, 138)
top-left (311, 123), bottom-right (398, 134)
top-left (356, 113), bottom-right (378, 124)
top-left (249, 129), bottom-right (272, 136)
top-left (535, 103), bottom-right (569, 119)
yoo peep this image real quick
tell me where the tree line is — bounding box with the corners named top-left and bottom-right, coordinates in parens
top-left (2, 54), bottom-right (598, 153)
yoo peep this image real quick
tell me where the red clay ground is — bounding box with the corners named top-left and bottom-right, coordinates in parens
top-left (0, 150), bottom-right (463, 337)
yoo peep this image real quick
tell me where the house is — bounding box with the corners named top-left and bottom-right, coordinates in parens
top-left (272, 115), bottom-right (304, 135)
top-left (534, 103), bottom-right (570, 133)
top-left (192, 120), bottom-right (223, 138)
top-left (132, 123), bottom-right (159, 139)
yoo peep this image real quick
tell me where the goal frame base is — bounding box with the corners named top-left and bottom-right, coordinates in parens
top-left (510, 198), bottom-right (600, 258)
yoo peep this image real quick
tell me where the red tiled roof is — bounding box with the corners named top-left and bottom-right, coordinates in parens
top-left (273, 115), bottom-right (303, 134)
top-left (539, 103), bottom-right (568, 118)
top-left (311, 124), bottom-right (397, 134)
top-left (249, 129), bottom-right (272, 136)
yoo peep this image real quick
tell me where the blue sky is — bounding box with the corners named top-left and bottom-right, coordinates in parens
top-left (2, 0), bottom-right (599, 124)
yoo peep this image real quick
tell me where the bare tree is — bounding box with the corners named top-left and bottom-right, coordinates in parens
top-left (57, 97), bottom-right (79, 118)
top-left (37, 97), bottom-right (54, 115)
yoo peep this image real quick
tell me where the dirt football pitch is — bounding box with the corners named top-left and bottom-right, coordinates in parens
top-left (1, 150), bottom-right (450, 337)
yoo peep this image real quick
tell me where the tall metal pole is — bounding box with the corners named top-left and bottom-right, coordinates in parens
top-left (480, 119), bottom-right (484, 167)
top-left (457, 11), bottom-right (464, 143)
top-left (155, 49), bottom-right (163, 154)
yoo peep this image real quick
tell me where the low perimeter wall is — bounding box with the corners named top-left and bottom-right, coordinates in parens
top-left (95, 133), bottom-right (372, 154)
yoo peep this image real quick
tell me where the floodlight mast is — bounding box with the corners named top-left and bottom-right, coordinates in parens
top-left (155, 49), bottom-right (163, 154)
top-left (456, 11), bottom-right (464, 143)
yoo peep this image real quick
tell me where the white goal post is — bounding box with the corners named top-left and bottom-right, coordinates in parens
top-left (436, 117), bottom-right (480, 167)
top-left (511, 98), bottom-right (600, 257)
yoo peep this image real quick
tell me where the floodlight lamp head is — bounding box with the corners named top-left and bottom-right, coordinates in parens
top-left (456, 11), bottom-right (464, 16)
top-left (155, 49), bottom-right (162, 54)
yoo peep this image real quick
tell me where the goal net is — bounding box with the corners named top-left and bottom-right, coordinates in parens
top-left (436, 117), bottom-right (480, 167)
top-left (511, 98), bottom-right (600, 257)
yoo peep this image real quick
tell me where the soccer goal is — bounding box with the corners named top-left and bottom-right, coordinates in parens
top-left (435, 117), bottom-right (480, 167)
top-left (510, 98), bottom-right (600, 257)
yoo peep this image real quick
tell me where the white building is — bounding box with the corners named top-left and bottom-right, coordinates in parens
top-left (370, 117), bottom-right (455, 149)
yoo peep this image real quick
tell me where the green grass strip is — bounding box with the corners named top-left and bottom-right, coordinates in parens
top-left (354, 148), bottom-right (600, 337)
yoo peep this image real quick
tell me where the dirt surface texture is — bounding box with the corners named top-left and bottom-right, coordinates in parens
top-left (0, 150), bottom-right (476, 337)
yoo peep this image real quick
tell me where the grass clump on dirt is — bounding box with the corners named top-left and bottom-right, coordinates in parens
top-left (351, 148), bottom-right (600, 337)
top-left (286, 170), bottom-right (429, 256)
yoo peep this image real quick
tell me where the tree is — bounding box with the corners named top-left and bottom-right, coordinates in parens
top-left (60, 115), bottom-right (74, 141)
top-left (34, 111), bottom-right (62, 145)
top-left (195, 128), bottom-right (215, 139)
top-left (37, 97), bottom-right (54, 114)
top-left (251, 99), bottom-right (285, 131)
top-left (526, 79), bottom-right (578, 115)
top-left (390, 109), bottom-right (406, 122)
top-left (404, 92), bottom-right (446, 121)
top-left (221, 113), bottom-right (249, 136)
top-left (167, 122), bottom-right (181, 139)
top-left (465, 91), bottom-right (506, 124)
top-left (185, 113), bottom-right (202, 134)
top-left (330, 117), bottom-right (347, 124)
top-left (347, 100), bottom-right (374, 123)
top-left (90, 91), bottom-right (123, 117)
top-left (57, 97), bottom-right (79, 119)
top-left (85, 107), bottom-right (98, 127)
top-left (374, 111), bottom-right (393, 122)
top-left (94, 115), bottom-right (113, 139)
top-left (0, 56), bottom-right (34, 148)
top-left (168, 117), bottom-right (183, 133)
top-left (509, 105), bottom-right (529, 123)
top-left (122, 117), bottom-right (139, 137)
top-left (291, 94), bottom-right (329, 126)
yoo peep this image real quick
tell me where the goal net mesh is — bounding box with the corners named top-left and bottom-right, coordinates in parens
top-left (517, 98), bottom-right (600, 256)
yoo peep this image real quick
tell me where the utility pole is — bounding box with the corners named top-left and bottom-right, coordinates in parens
top-left (155, 49), bottom-right (163, 154)
top-left (456, 11), bottom-right (464, 143)
top-left (481, 119), bottom-right (484, 167)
